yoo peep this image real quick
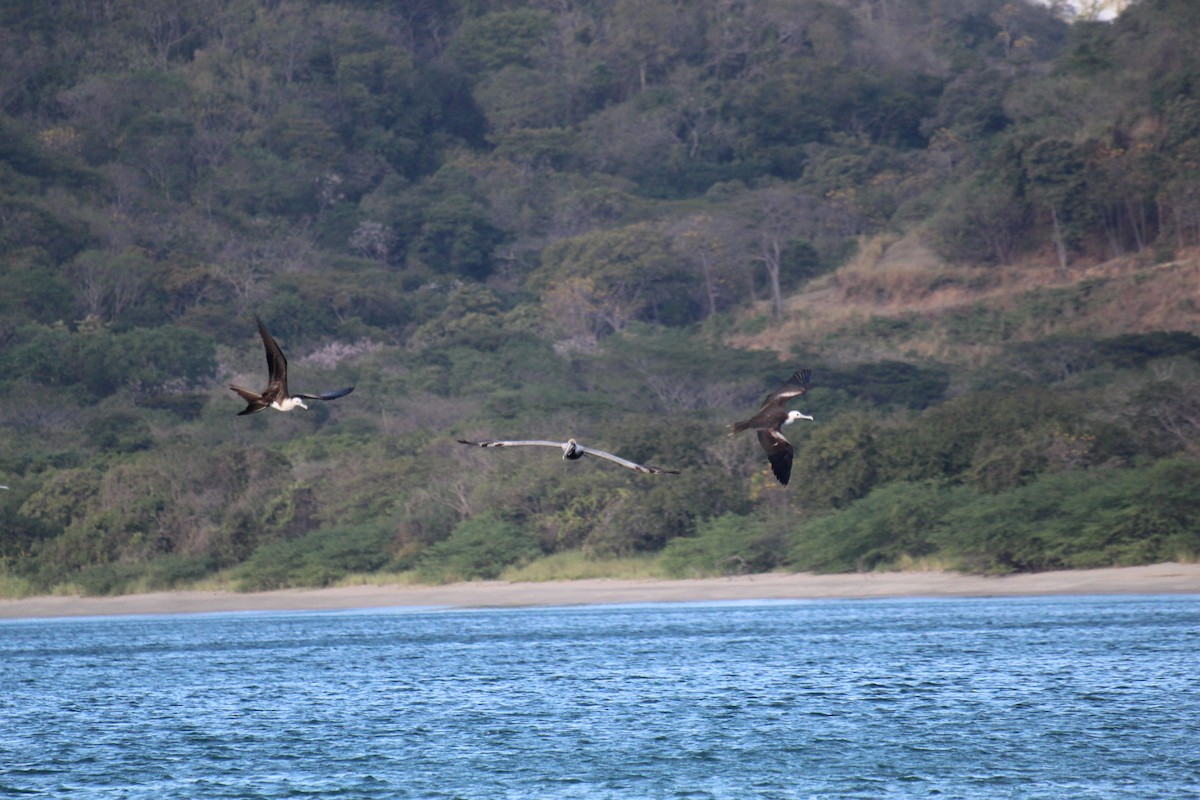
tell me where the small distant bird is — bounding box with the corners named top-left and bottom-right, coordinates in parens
top-left (457, 438), bottom-right (679, 475)
top-left (229, 318), bottom-right (354, 415)
top-left (729, 369), bottom-right (814, 486)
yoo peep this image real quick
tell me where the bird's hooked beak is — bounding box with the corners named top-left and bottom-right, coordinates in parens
top-left (295, 398), bottom-right (309, 410)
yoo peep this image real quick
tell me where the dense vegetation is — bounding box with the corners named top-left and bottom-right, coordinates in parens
top-left (2, 0), bottom-right (1199, 595)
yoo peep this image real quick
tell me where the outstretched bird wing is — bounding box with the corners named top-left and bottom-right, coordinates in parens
top-left (457, 439), bottom-right (565, 449)
top-left (294, 386), bottom-right (355, 402)
top-left (760, 369), bottom-right (811, 410)
top-left (256, 317), bottom-right (290, 402)
top-left (577, 445), bottom-right (680, 475)
top-left (732, 369), bottom-right (812, 433)
top-left (457, 439), bottom-right (678, 474)
top-left (756, 428), bottom-right (794, 486)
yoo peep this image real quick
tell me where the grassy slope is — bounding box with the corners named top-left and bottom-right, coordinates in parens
top-left (729, 237), bottom-right (1200, 365)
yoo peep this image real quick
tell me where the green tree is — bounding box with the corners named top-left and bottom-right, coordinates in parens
top-left (412, 194), bottom-right (506, 280)
top-left (233, 523), bottom-right (394, 591)
top-left (538, 222), bottom-right (693, 336)
top-left (786, 412), bottom-right (879, 509)
top-left (787, 480), bottom-right (968, 572)
top-left (660, 513), bottom-right (781, 577)
top-left (1022, 138), bottom-right (1092, 269)
top-left (85, 412), bottom-right (153, 454)
top-left (448, 9), bottom-right (554, 76)
top-left (604, 0), bottom-right (703, 92)
top-left (417, 513), bottom-right (541, 581)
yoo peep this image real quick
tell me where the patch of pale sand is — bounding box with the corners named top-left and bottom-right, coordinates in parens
top-left (2, 564), bottom-right (1199, 620)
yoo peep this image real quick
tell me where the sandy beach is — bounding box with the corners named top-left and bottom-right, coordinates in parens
top-left (2, 563), bottom-right (1199, 619)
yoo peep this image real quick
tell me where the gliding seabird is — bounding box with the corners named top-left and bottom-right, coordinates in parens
top-left (457, 438), bottom-right (679, 475)
top-left (729, 369), bottom-right (813, 486)
top-left (229, 318), bottom-right (354, 415)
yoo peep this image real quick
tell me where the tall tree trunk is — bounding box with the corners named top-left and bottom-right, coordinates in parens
top-left (1050, 207), bottom-right (1068, 272)
top-left (699, 253), bottom-right (718, 317)
top-left (765, 237), bottom-right (784, 318)
top-left (1125, 198), bottom-right (1147, 252)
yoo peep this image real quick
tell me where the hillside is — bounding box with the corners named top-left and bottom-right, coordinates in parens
top-left (2, 0), bottom-right (1200, 595)
top-left (735, 239), bottom-right (1200, 362)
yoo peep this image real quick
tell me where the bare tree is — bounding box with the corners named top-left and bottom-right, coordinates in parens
top-left (349, 220), bottom-right (396, 264)
top-left (127, 0), bottom-right (193, 67)
top-left (1142, 361), bottom-right (1200, 456)
top-left (670, 214), bottom-right (729, 318)
top-left (68, 251), bottom-right (152, 323)
top-left (742, 188), bottom-right (817, 318)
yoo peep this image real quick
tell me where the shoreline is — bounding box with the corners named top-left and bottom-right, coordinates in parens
top-left (2, 563), bottom-right (1200, 620)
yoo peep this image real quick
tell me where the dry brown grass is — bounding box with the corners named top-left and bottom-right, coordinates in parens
top-left (729, 234), bottom-right (1200, 363)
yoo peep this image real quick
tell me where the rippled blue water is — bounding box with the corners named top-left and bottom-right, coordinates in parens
top-left (2, 595), bottom-right (1198, 799)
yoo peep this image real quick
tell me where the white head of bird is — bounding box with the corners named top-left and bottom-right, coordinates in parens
top-left (784, 410), bottom-right (814, 425)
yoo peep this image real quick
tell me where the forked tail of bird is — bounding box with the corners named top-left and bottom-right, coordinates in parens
top-left (229, 384), bottom-right (268, 415)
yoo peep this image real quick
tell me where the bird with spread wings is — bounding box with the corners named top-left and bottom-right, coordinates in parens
top-left (457, 438), bottom-right (679, 475)
top-left (729, 369), bottom-right (813, 486)
top-left (229, 318), bottom-right (354, 415)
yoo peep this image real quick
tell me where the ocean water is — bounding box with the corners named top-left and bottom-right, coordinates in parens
top-left (1, 595), bottom-right (1198, 799)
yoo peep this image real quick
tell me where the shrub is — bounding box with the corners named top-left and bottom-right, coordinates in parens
top-left (820, 361), bottom-right (950, 409)
top-left (659, 513), bottom-right (782, 577)
top-left (1096, 331), bottom-right (1200, 368)
top-left (72, 562), bottom-right (143, 596)
top-left (85, 412), bottom-right (153, 453)
top-left (785, 412), bottom-right (880, 509)
top-left (935, 459), bottom-right (1200, 572)
top-left (415, 513), bottom-right (541, 582)
top-left (143, 554), bottom-right (221, 590)
top-left (233, 523), bottom-right (394, 591)
top-left (786, 480), bottom-right (971, 572)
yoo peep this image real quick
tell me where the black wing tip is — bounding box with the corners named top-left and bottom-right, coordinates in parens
top-left (768, 463), bottom-right (791, 486)
top-left (766, 450), bottom-right (793, 486)
top-left (790, 368), bottom-right (812, 386)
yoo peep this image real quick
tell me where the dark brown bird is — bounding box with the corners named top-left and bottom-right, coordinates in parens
top-left (229, 318), bottom-right (354, 415)
top-left (729, 369), bottom-right (813, 486)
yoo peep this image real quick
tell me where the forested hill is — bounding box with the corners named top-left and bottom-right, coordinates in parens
top-left (2, 0), bottom-right (1199, 596)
